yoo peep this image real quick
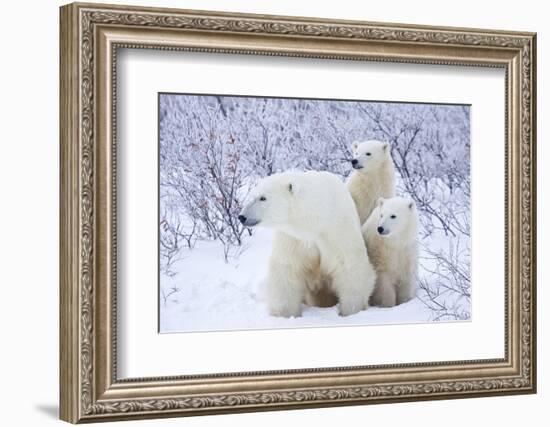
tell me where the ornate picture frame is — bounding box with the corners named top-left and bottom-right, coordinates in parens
top-left (60, 2), bottom-right (536, 423)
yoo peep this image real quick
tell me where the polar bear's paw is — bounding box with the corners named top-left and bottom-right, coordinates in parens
top-left (369, 281), bottom-right (397, 308)
top-left (268, 303), bottom-right (303, 318)
top-left (338, 297), bottom-right (367, 317)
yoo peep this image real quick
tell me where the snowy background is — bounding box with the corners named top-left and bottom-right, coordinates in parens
top-left (159, 94), bottom-right (471, 333)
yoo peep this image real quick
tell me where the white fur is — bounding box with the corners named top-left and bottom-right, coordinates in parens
top-left (240, 171), bottom-right (376, 317)
top-left (362, 196), bottom-right (419, 307)
top-left (346, 140), bottom-right (396, 225)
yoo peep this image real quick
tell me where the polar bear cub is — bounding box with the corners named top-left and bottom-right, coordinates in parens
top-left (347, 140), bottom-right (396, 225)
top-left (238, 171), bottom-right (376, 317)
top-left (362, 196), bottom-right (419, 307)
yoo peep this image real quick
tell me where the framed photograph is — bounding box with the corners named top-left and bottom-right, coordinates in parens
top-left (60, 2), bottom-right (537, 423)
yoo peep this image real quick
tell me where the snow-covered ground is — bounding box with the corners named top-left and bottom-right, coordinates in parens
top-left (160, 227), bottom-right (435, 333)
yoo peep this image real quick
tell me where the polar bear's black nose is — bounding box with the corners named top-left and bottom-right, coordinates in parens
top-left (238, 215), bottom-right (247, 224)
top-left (377, 226), bottom-right (384, 234)
top-left (351, 159), bottom-right (358, 166)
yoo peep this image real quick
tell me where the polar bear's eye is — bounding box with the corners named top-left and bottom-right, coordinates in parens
top-left (259, 196), bottom-right (267, 202)
top-left (390, 214), bottom-right (396, 219)
top-left (365, 152), bottom-right (371, 156)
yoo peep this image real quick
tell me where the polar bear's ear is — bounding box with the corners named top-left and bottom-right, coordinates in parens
top-left (351, 141), bottom-right (359, 152)
top-left (377, 197), bottom-right (385, 207)
top-left (288, 182), bottom-right (294, 194)
top-left (382, 142), bottom-right (389, 152)
top-left (407, 198), bottom-right (415, 210)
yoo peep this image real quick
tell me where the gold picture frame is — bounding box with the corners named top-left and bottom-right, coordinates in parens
top-left (60, 2), bottom-right (537, 423)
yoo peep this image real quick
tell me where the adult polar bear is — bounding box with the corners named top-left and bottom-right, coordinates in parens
top-left (238, 171), bottom-right (376, 317)
top-left (347, 140), bottom-right (396, 225)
